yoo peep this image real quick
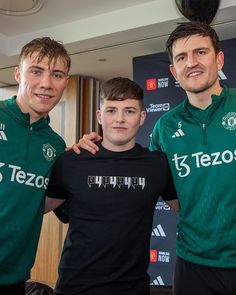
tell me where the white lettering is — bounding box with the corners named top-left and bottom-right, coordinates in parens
top-left (222, 150), bottom-right (234, 163)
top-left (158, 251), bottom-right (170, 263)
top-left (0, 162), bottom-right (5, 182)
top-left (172, 154), bottom-right (190, 177)
top-left (139, 177), bottom-right (145, 189)
top-left (156, 202), bottom-right (170, 210)
top-left (87, 176), bottom-right (145, 189)
top-left (16, 170), bottom-right (26, 184)
top-left (211, 152), bottom-right (222, 166)
top-left (125, 177), bottom-right (131, 189)
top-left (110, 176), bottom-right (117, 188)
top-left (173, 148), bottom-right (236, 178)
top-left (9, 164), bottom-right (21, 181)
top-left (95, 176), bottom-right (102, 187)
top-left (35, 176), bottom-right (45, 188)
top-left (25, 173), bottom-right (36, 187)
top-left (2, 163), bottom-right (48, 189)
top-left (146, 103), bottom-right (170, 113)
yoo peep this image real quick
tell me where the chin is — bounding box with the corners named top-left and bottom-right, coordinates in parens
top-left (36, 108), bottom-right (51, 117)
top-left (185, 84), bottom-right (211, 94)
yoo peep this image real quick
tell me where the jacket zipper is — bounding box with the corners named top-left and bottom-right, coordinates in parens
top-left (24, 126), bottom-right (33, 162)
top-left (202, 123), bottom-right (207, 145)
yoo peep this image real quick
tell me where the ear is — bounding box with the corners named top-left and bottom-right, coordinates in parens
top-left (65, 75), bottom-right (70, 86)
top-left (216, 51), bottom-right (224, 71)
top-left (169, 64), bottom-right (178, 81)
top-left (139, 111), bottom-right (146, 126)
top-left (96, 110), bottom-right (102, 125)
top-left (15, 66), bottom-right (20, 83)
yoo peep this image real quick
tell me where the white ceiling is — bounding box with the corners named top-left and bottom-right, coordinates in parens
top-left (0, 0), bottom-right (236, 87)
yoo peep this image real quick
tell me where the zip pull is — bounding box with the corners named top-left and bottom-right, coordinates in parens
top-left (202, 123), bottom-right (207, 145)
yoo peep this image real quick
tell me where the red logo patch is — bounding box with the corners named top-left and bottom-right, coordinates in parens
top-left (150, 249), bottom-right (157, 262)
top-left (146, 78), bottom-right (157, 90)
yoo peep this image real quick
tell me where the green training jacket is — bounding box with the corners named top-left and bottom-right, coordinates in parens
top-left (150, 85), bottom-right (236, 268)
top-left (0, 97), bottom-right (66, 284)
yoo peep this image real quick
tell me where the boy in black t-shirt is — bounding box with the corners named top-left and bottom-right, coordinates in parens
top-left (46, 77), bottom-right (178, 295)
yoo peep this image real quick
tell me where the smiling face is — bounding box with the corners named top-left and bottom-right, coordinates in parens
top-left (15, 52), bottom-right (69, 123)
top-left (96, 98), bottom-right (146, 152)
top-left (170, 35), bottom-right (224, 96)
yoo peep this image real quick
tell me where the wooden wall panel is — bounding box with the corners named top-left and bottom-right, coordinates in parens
top-left (30, 212), bottom-right (62, 286)
top-left (31, 76), bottom-right (78, 287)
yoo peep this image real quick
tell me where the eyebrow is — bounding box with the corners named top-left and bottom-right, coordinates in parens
top-left (105, 106), bottom-right (138, 112)
top-left (174, 47), bottom-right (210, 60)
top-left (28, 65), bottom-right (67, 76)
top-left (28, 65), bottom-right (44, 71)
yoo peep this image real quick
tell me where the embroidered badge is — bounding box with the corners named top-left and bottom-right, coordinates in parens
top-left (42, 144), bottom-right (56, 161)
top-left (222, 112), bottom-right (236, 131)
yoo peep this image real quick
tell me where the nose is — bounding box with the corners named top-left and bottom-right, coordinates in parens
top-left (116, 110), bottom-right (125, 123)
top-left (40, 73), bottom-right (53, 89)
top-left (186, 53), bottom-right (198, 68)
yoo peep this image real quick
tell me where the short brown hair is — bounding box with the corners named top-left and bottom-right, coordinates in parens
top-left (166, 21), bottom-right (220, 63)
top-left (100, 77), bottom-right (144, 109)
top-left (19, 37), bottom-right (71, 73)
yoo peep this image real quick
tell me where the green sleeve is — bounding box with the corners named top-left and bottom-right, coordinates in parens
top-left (149, 119), bottom-right (163, 152)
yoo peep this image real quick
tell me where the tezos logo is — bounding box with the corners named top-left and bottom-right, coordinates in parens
top-left (0, 162), bottom-right (5, 182)
top-left (43, 144), bottom-right (56, 161)
top-left (172, 148), bottom-right (236, 178)
top-left (222, 112), bottom-right (236, 130)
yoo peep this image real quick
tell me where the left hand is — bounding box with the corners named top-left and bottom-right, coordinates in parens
top-left (66, 132), bottom-right (102, 154)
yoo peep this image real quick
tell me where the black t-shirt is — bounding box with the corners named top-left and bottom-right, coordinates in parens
top-left (46, 143), bottom-right (177, 295)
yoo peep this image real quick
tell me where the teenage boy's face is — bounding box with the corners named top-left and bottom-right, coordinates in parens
top-left (169, 35), bottom-right (224, 95)
top-left (15, 52), bottom-right (69, 122)
top-left (96, 98), bottom-right (146, 152)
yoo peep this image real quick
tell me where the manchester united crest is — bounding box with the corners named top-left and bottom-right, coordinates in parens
top-left (42, 144), bottom-right (56, 161)
top-left (222, 112), bottom-right (236, 131)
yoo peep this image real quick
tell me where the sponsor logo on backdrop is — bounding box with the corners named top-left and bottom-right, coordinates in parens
top-left (158, 251), bottom-right (170, 263)
top-left (151, 276), bottom-right (165, 286)
top-left (157, 78), bottom-right (169, 88)
top-left (218, 70), bottom-right (227, 80)
top-left (146, 103), bottom-right (170, 113)
top-left (222, 112), bottom-right (236, 130)
top-left (146, 78), bottom-right (157, 90)
top-left (175, 81), bottom-right (180, 88)
top-left (150, 249), bottom-right (157, 262)
top-left (150, 250), bottom-right (170, 263)
top-left (152, 224), bottom-right (166, 237)
top-left (0, 123), bottom-right (7, 141)
top-left (146, 78), bottom-right (169, 90)
top-left (155, 201), bottom-right (170, 211)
